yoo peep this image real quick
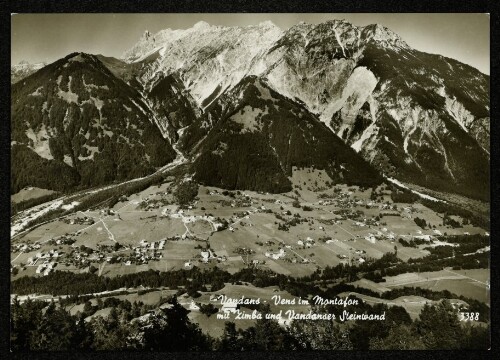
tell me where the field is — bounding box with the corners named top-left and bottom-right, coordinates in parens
top-left (351, 268), bottom-right (490, 303)
top-left (11, 167), bottom-right (488, 282)
top-left (11, 187), bottom-right (56, 204)
top-left (10, 167), bottom-right (491, 336)
top-left (60, 283), bottom-right (309, 338)
top-left (337, 291), bottom-right (468, 320)
top-left (189, 283), bottom-right (310, 337)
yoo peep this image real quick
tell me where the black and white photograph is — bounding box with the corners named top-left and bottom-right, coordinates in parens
top-left (9, 12), bottom-right (491, 351)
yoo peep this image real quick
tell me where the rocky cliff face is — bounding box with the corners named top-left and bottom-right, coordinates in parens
top-left (189, 76), bottom-right (382, 192)
top-left (122, 21), bottom-right (283, 107)
top-left (11, 20), bottom-right (489, 200)
top-left (121, 19), bottom-right (489, 200)
top-left (11, 60), bottom-right (47, 84)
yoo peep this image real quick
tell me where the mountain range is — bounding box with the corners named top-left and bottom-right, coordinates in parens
top-left (11, 20), bottom-right (490, 201)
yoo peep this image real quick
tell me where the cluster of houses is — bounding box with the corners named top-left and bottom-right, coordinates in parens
top-left (19, 237), bottom-right (170, 270)
top-left (211, 191), bottom-right (253, 208)
top-left (138, 197), bottom-right (172, 211)
top-left (12, 242), bottom-right (41, 253)
top-left (200, 249), bottom-right (214, 263)
top-left (265, 248), bottom-right (286, 260)
top-left (297, 237), bottom-right (315, 248)
top-left (364, 229), bottom-right (396, 243)
top-left (32, 249), bottom-right (63, 262)
top-left (35, 261), bottom-right (57, 276)
top-left (353, 217), bottom-right (379, 228)
top-left (48, 235), bottom-right (76, 246)
top-left (117, 239), bottom-right (166, 265)
top-left (139, 239), bottom-right (166, 251)
top-left (63, 216), bottom-right (94, 225)
top-left (336, 249), bottom-right (366, 265)
top-left (233, 247), bottom-right (254, 256)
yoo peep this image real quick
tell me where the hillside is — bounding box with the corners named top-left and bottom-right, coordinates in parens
top-left (11, 53), bottom-right (176, 194)
top-left (189, 77), bottom-right (383, 192)
top-left (121, 20), bottom-right (489, 200)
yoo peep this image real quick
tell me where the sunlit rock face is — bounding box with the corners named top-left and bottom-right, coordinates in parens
top-left (119, 19), bottom-right (489, 200)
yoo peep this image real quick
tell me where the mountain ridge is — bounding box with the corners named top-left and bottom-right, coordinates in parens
top-left (11, 20), bottom-right (490, 201)
top-left (11, 52), bottom-right (176, 193)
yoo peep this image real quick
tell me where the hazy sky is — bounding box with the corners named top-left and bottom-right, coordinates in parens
top-left (11, 13), bottom-right (490, 75)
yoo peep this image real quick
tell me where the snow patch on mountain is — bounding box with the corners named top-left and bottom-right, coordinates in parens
top-left (30, 86), bottom-right (43, 97)
top-left (79, 144), bottom-right (100, 160)
top-left (58, 76), bottom-right (79, 104)
top-left (332, 66), bottom-right (378, 135)
top-left (11, 199), bottom-right (64, 237)
top-left (69, 54), bottom-right (87, 63)
top-left (25, 124), bottom-right (53, 160)
top-left (63, 155), bottom-right (73, 167)
top-left (352, 122), bottom-right (378, 154)
top-left (62, 109), bottom-right (71, 131)
top-left (122, 22), bottom-right (283, 106)
top-left (230, 106), bottom-right (264, 133)
top-left (386, 177), bottom-right (444, 202)
top-left (61, 201), bottom-right (80, 210)
top-left (444, 94), bottom-right (475, 132)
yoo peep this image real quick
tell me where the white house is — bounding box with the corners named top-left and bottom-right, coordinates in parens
top-left (221, 301), bottom-right (238, 314)
top-left (365, 235), bottom-right (376, 244)
top-left (414, 235), bottom-right (432, 241)
top-left (278, 317), bottom-right (292, 327)
top-left (201, 251), bottom-right (210, 262)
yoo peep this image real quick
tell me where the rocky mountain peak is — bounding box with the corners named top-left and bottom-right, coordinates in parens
top-left (258, 20), bottom-right (279, 29)
top-left (12, 18), bottom-right (488, 200)
top-left (142, 30), bottom-right (152, 41)
top-left (361, 23), bottom-right (410, 49)
top-left (193, 20), bottom-right (211, 30)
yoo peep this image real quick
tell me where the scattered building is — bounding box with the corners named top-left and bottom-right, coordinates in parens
top-left (220, 301), bottom-right (238, 314)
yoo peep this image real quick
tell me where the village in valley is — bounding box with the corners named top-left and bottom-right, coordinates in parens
top-left (10, 166), bottom-right (490, 337)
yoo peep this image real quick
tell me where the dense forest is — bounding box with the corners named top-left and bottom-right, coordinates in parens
top-left (11, 52), bottom-right (176, 194)
top-left (11, 292), bottom-right (489, 351)
top-left (11, 237), bottom-right (490, 351)
top-left (192, 77), bottom-right (383, 193)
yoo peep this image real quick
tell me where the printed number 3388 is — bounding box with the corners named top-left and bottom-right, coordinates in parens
top-left (460, 312), bottom-right (479, 321)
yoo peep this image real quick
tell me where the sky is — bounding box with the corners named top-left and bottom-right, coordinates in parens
top-left (11, 13), bottom-right (490, 75)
